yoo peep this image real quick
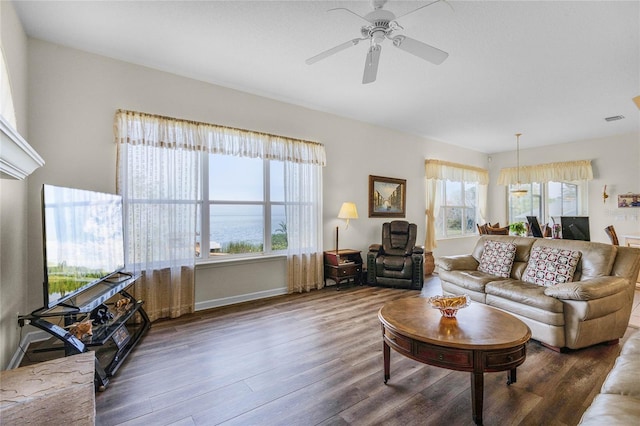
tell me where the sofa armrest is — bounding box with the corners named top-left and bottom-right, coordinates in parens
top-left (435, 255), bottom-right (479, 271)
top-left (543, 276), bottom-right (630, 301)
top-left (368, 243), bottom-right (382, 253)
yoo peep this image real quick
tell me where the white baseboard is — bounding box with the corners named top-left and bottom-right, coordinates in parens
top-left (8, 330), bottom-right (51, 370)
top-left (195, 288), bottom-right (288, 311)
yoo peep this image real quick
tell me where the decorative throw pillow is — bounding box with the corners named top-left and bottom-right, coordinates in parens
top-left (522, 246), bottom-right (582, 287)
top-left (477, 240), bottom-right (517, 278)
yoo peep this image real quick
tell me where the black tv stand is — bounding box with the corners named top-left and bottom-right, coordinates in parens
top-left (104, 271), bottom-right (134, 284)
top-left (18, 273), bottom-right (150, 391)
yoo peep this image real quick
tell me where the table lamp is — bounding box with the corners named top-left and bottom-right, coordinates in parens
top-left (336, 202), bottom-right (358, 252)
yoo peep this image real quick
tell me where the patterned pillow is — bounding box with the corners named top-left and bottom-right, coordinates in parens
top-left (522, 246), bottom-right (582, 286)
top-left (477, 240), bottom-right (517, 278)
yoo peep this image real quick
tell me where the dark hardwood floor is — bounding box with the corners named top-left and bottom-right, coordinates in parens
top-left (93, 276), bottom-right (632, 426)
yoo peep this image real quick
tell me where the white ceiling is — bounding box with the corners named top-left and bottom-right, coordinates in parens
top-left (12, 0), bottom-right (640, 153)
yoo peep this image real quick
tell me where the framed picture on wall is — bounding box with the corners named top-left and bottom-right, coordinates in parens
top-left (368, 175), bottom-right (406, 218)
top-left (618, 193), bottom-right (640, 208)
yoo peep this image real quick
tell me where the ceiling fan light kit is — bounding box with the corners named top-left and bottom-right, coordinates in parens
top-left (306, 0), bottom-right (449, 84)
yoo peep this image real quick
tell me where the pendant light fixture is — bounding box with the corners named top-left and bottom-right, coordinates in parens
top-left (510, 133), bottom-right (528, 197)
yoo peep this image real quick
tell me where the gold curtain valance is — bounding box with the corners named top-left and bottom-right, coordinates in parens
top-left (114, 109), bottom-right (326, 166)
top-left (497, 159), bottom-right (593, 185)
top-left (425, 159), bottom-right (489, 185)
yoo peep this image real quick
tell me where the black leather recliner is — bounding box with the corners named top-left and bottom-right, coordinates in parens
top-left (367, 220), bottom-right (424, 289)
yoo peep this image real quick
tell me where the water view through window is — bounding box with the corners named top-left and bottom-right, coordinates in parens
top-left (199, 155), bottom-right (287, 256)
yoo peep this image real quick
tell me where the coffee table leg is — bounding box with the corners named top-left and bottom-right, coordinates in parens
top-left (383, 340), bottom-right (390, 384)
top-left (507, 367), bottom-right (517, 385)
top-left (471, 372), bottom-right (484, 425)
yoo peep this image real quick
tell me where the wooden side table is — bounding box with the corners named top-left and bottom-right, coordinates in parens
top-left (323, 249), bottom-right (363, 290)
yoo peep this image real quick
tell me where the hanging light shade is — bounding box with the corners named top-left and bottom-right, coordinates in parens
top-left (510, 133), bottom-right (528, 197)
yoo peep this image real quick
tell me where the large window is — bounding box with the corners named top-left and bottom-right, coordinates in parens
top-left (197, 154), bottom-right (287, 258)
top-left (435, 180), bottom-right (479, 238)
top-left (508, 181), bottom-right (586, 225)
top-left (116, 109), bottom-right (326, 306)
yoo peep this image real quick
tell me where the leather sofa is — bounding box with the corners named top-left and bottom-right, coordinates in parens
top-left (435, 235), bottom-right (640, 351)
top-left (579, 330), bottom-right (640, 424)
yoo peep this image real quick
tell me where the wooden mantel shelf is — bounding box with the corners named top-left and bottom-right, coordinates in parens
top-left (0, 115), bottom-right (45, 180)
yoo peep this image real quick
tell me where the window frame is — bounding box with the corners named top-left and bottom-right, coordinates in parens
top-left (436, 180), bottom-right (479, 239)
top-left (507, 180), bottom-right (588, 225)
top-left (196, 152), bottom-right (287, 262)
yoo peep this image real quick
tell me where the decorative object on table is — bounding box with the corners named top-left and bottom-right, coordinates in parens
top-left (551, 223), bottom-right (561, 239)
top-left (428, 294), bottom-right (471, 318)
top-left (90, 303), bottom-right (114, 325)
top-left (335, 202), bottom-right (358, 252)
top-left (67, 319), bottom-right (93, 340)
top-left (509, 222), bottom-right (526, 237)
top-left (602, 185), bottom-right (609, 204)
top-left (618, 193), bottom-right (640, 208)
top-left (510, 133), bottom-right (528, 197)
top-left (115, 297), bottom-right (131, 313)
top-left (368, 175), bottom-right (406, 218)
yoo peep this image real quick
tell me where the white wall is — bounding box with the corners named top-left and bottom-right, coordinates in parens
top-left (0, 0), bottom-right (30, 369)
top-left (487, 132), bottom-right (640, 243)
top-left (25, 39), bottom-right (487, 312)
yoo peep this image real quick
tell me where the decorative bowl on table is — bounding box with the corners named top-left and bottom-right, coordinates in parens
top-left (428, 294), bottom-right (471, 318)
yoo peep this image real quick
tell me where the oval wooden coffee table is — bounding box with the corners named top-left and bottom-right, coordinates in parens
top-left (378, 297), bottom-right (531, 426)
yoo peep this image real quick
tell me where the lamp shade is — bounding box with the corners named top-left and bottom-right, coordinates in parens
top-left (634, 95), bottom-right (640, 110)
top-left (338, 202), bottom-right (358, 219)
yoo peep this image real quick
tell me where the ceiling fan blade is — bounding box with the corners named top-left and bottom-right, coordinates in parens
top-left (362, 45), bottom-right (382, 84)
top-left (327, 7), bottom-right (369, 24)
top-left (306, 38), bottom-right (364, 65)
top-left (391, 35), bottom-right (448, 65)
top-left (394, 0), bottom-right (447, 20)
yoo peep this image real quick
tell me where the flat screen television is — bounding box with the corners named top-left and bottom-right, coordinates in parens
top-left (42, 184), bottom-right (125, 308)
top-left (526, 216), bottom-right (544, 238)
top-left (560, 216), bottom-right (590, 241)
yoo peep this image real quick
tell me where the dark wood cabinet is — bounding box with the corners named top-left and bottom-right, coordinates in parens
top-left (323, 249), bottom-right (363, 290)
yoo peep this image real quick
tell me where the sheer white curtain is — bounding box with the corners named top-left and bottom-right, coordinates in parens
top-left (115, 118), bottom-right (200, 322)
top-left (285, 161), bottom-right (324, 292)
top-left (477, 184), bottom-right (488, 224)
top-left (425, 178), bottom-right (440, 251)
top-left (115, 110), bottom-right (327, 316)
top-left (424, 160), bottom-right (489, 250)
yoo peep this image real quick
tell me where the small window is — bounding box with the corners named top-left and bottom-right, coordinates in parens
top-left (436, 180), bottom-right (478, 238)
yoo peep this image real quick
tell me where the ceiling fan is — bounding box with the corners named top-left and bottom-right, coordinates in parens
top-left (305, 0), bottom-right (449, 84)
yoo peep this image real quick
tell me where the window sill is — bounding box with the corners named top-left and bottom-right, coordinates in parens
top-left (196, 253), bottom-right (287, 269)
